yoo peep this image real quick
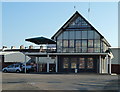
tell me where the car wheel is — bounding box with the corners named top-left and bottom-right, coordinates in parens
top-left (16, 70), bottom-right (20, 73)
top-left (3, 69), bottom-right (7, 73)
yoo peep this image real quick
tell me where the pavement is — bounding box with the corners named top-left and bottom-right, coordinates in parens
top-left (1, 73), bottom-right (120, 91)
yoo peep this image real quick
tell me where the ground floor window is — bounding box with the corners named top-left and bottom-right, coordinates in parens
top-left (87, 58), bottom-right (94, 69)
top-left (79, 58), bottom-right (85, 69)
top-left (63, 58), bottom-right (69, 68)
top-left (62, 56), bottom-right (96, 72)
top-left (71, 58), bottom-right (77, 69)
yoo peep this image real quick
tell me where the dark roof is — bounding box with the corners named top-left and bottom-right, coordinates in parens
top-left (25, 36), bottom-right (56, 44)
top-left (51, 11), bottom-right (111, 47)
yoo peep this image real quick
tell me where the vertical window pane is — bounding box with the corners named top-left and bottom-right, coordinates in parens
top-left (88, 40), bottom-right (93, 47)
top-left (82, 40), bottom-right (87, 47)
top-left (94, 40), bottom-right (100, 47)
top-left (82, 31), bottom-right (87, 39)
top-left (79, 58), bottom-right (85, 69)
top-left (88, 31), bottom-right (94, 39)
top-left (57, 33), bottom-right (62, 40)
top-left (57, 40), bottom-right (62, 52)
top-left (75, 31), bottom-right (81, 39)
top-left (69, 31), bottom-right (75, 39)
top-left (94, 31), bottom-right (100, 39)
top-left (71, 58), bottom-right (77, 69)
top-left (63, 40), bottom-right (68, 47)
top-left (75, 40), bottom-right (81, 52)
top-left (63, 31), bottom-right (68, 39)
top-left (87, 58), bottom-right (94, 69)
top-left (63, 58), bottom-right (69, 68)
top-left (69, 40), bottom-right (74, 47)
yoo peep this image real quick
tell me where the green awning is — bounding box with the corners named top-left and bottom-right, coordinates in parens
top-left (25, 36), bottom-right (56, 45)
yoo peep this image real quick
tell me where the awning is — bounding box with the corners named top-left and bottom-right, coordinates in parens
top-left (25, 36), bottom-right (56, 45)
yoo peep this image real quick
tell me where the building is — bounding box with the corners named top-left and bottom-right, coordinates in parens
top-left (111, 47), bottom-right (120, 74)
top-left (0, 51), bottom-right (31, 68)
top-left (24, 11), bottom-right (112, 74)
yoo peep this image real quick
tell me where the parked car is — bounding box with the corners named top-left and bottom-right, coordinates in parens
top-left (2, 63), bottom-right (33, 73)
top-left (2, 64), bottom-right (22, 73)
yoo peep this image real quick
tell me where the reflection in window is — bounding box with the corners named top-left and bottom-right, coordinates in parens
top-left (75, 48), bottom-right (81, 53)
top-left (63, 40), bottom-right (68, 47)
top-left (87, 58), bottom-right (94, 69)
top-left (63, 58), bottom-right (69, 68)
top-left (88, 31), bottom-right (94, 39)
top-left (71, 58), bottom-right (77, 69)
top-left (94, 40), bottom-right (100, 47)
top-left (79, 58), bottom-right (85, 69)
top-left (69, 40), bottom-right (74, 47)
top-left (76, 40), bottom-right (81, 47)
top-left (63, 31), bottom-right (69, 39)
top-left (82, 31), bottom-right (87, 39)
top-left (82, 40), bottom-right (87, 47)
top-left (76, 31), bottom-right (81, 39)
top-left (88, 40), bottom-right (93, 47)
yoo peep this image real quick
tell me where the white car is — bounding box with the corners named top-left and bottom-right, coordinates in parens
top-left (2, 64), bottom-right (22, 73)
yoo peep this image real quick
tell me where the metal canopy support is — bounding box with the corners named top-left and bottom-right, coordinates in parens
top-left (25, 55), bottom-right (27, 73)
top-left (56, 55), bottom-right (58, 72)
top-left (109, 57), bottom-right (111, 74)
top-left (99, 55), bottom-right (102, 73)
top-left (37, 57), bottom-right (39, 72)
top-left (47, 54), bottom-right (49, 73)
top-left (106, 55), bottom-right (109, 74)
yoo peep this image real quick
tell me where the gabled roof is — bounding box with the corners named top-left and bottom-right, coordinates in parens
top-left (51, 11), bottom-right (111, 47)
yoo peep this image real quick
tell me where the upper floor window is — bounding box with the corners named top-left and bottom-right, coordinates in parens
top-left (82, 31), bottom-right (87, 39)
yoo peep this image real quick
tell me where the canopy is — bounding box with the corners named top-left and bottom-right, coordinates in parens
top-left (25, 36), bottom-right (56, 45)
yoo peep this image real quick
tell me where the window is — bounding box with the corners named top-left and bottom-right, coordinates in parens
top-left (69, 40), bottom-right (74, 47)
top-left (75, 40), bottom-right (81, 47)
top-left (75, 40), bottom-right (81, 52)
top-left (94, 48), bottom-right (100, 52)
top-left (63, 40), bottom-right (68, 47)
top-left (57, 40), bottom-right (62, 52)
top-left (88, 48), bottom-right (94, 52)
top-left (94, 31), bottom-right (100, 39)
top-left (87, 58), bottom-right (94, 69)
top-left (69, 31), bottom-right (74, 39)
top-left (63, 31), bottom-right (69, 39)
top-left (69, 48), bottom-right (74, 53)
top-left (94, 40), bottom-right (100, 48)
top-left (79, 58), bottom-right (85, 69)
top-left (88, 40), bottom-right (93, 47)
top-left (63, 58), bottom-right (69, 68)
top-left (88, 31), bottom-right (94, 39)
top-left (82, 40), bottom-right (87, 47)
top-left (82, 31), bottom-right (87, 39)
top-left (71, 58), bottom-right (77, 69)
top-left (63, 48), bottom-right (69, 52)
top-left (75, 31), bottom-right (81, 39)
top-left (57, 33), bottom-right (62, 40)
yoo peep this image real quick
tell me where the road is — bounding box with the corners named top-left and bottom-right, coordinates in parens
top-left (2, 73), bottom-right (120, 91)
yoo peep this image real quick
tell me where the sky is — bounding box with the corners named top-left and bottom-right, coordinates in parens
top-left (2, 2), bottom-right (118, 49)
